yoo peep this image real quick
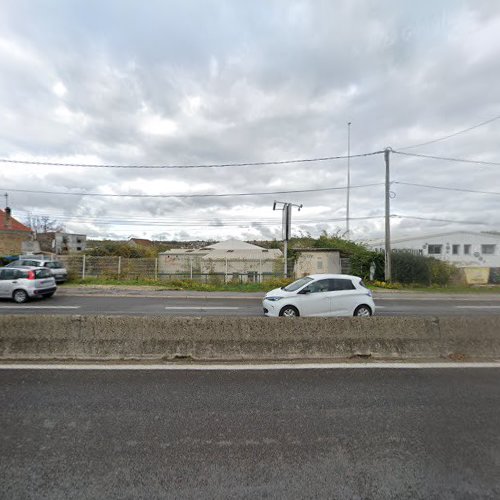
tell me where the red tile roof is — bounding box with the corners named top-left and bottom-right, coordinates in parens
top-left (0, 209), bottom-right (32, 232)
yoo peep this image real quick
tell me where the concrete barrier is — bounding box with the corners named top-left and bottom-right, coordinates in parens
top-left (0, 315), bottom-right (499, 361)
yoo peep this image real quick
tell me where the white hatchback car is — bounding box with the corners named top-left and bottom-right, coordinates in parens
top-left (263, 274), bottom-right (375, 317)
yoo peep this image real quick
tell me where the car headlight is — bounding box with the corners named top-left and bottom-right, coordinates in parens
top-left (265, 296), bottom-right (284, 302)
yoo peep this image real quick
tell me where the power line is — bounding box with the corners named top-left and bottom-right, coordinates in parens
top-left (392, 150), bottom-right (500, 167)
top-left (394, 181), bottom-right (500, 196)
top-left (0, 150), bottom-right (383, 169)
top-left (392, 214), bottom-right (487, 225)
top-left (397, 114), bottom-right (500, 150)
top-left (16, 211), bottom-right (385, 227)
top-left (0, 182), bottom-right (384, 199)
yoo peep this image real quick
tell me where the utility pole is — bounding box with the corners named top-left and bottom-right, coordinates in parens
top-left (273, 200), bottom-right (303, 278)
top-left (346, 121), bottom-right (351, 238)
top-left (384, 148), bottom-right (392, 282)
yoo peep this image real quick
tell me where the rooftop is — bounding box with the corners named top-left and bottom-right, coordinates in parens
top-left (0, 209), bottom-right (32, 233)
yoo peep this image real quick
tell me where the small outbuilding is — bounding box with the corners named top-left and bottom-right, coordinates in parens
top-left (293, 248), bottom-right (342, 278)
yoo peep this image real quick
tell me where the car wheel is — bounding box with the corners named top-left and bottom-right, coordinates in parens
top-left (279, 305), bottom-right (300, 317)
top-left (13, 289), bottom-right (29, 304)
top-left (354, 305), bottom-right (372, 317)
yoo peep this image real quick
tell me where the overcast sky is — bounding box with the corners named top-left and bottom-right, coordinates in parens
top-left (1, 0), bottom-right (499, 242)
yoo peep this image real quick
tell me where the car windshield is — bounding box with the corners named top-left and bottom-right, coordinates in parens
top-left (283, 277), bottom-right (313, 292)
top-left (44, 262), bottom-right (63, 269)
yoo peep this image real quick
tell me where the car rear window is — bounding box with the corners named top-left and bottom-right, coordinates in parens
top-left (44, 261), bottom-right (63, 269)
top-left (35, 269), bottom-right (53, 279)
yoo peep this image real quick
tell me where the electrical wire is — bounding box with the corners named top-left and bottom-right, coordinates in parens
top-left (16, 212), bottom-right (386, 227)
top-left (392, 215), bottom-right (487, 225)
top-left (397, 114), bottom-right (500, 150)
top-left (0, 182), bottom-right (384, 199)
top-left (392, 150), bottom-right (500, 166)
top-left (0, 150), bottom-right (383, 169)
top-left (394, 181), bottom-right (500, 196)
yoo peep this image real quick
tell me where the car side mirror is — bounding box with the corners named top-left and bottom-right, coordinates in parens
top-left (298, 288), bottom-right (310, 295)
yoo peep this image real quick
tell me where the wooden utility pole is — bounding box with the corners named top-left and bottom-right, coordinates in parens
top-left (384, 148), bottom-right (392, 282)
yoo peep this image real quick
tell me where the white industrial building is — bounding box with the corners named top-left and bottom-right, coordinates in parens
top-left (369, 231), bottom-right (500, 266)
top-left (159, 239), bottom-right (282, 282)
top-left (368, 231), bottom-right (500, 284)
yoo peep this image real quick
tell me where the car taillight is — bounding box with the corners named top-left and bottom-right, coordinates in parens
top-left (27, 270), bottom-right (36, 280)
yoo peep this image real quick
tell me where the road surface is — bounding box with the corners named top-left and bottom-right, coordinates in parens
top-left (0, 293), bottom-right (499, 316)
top-left (1, 367), bottom-right (499, 499)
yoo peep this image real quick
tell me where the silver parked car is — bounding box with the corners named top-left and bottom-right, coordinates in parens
top-left (6, 258), bottom-right (68, 283)
top-left (0, 267), bottom-right (57, 303)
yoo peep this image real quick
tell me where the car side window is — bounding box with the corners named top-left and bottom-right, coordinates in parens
top-left (305, 279), bottom-right (331, 293)
top-left (330, 279), bottom-right (356, 291)
top-left (1, 269), bottom-right (18, 280)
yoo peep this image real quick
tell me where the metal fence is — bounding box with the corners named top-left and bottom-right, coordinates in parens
top-left (58, 255), bottom-right (291, 282)
top-left (157, 272), bottom-right (285, 284)
top-left (59, 255), bottom-right (158, 280)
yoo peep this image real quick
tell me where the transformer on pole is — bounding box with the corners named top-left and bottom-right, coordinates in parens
top-left (273, 200), bottom-right (303, 278)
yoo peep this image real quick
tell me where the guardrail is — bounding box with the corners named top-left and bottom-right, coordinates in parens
top-left (1, 315), bottom-right (499, 361)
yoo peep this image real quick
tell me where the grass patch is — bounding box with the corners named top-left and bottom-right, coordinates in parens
top-left (64, 277), bottom-right (293, 292)
top-left (62, 277), bottom-right (500, 294)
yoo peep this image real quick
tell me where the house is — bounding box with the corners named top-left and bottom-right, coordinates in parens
top-left (158, 239), bottom-right (283, 282)
top-left (37, 232), bottom-right (87, 254)
top-left (0, 208), bottom-right (34, 256)
top-left (128, 238), bottom-right (154, 248)
top-left (293, 248), bottom-right (342, 277)
top-left (367, 231), bottom-right (500, 284)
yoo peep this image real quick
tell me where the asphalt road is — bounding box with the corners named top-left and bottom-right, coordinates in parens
top-left (0, 293), bottom-right (499, 316)
top-left (1, 367), bottom-right (499, 499)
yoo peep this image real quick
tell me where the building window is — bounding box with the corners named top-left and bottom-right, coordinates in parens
top-left (428, 244), bottom-right (443, 255)
top-left (452, 244), bottom-right (459, 255)
top-left (481, 244), bottom-right (496, 255)
top-left (464, 244), bottom-right (471, 255)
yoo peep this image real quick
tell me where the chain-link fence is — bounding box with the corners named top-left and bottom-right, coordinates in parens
top-left (57, 255), bottom-right (292, 282)
top-left (158, 255), bottom-right (291, 283)
top-left (58, 255), bottom-right (157, 280)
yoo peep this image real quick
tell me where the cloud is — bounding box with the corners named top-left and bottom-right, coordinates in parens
top-left (0, 0), bottom-right (499, 242)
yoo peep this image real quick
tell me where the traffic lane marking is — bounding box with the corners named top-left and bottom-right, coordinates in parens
top-left (455, 305), bottom-right (500, 309)
top-left (1, 362), bottom-right (499, 370)
top-left (165, 306), bottom-right (240, 310)
top-left (0, 305), bottom-right (81, 309)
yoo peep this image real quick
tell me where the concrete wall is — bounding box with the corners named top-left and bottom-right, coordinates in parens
top-left (1, 315), bottom-right (498, 361)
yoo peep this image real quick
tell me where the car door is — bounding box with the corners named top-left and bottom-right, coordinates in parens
top-left (297, 279), bottom-right (333, 316)
top-left (0, 269), bottom-right (8, 297)
top-left (328, 278), bottom-right (358, 316)
top-left (0, 268), bottom-right (19, 298)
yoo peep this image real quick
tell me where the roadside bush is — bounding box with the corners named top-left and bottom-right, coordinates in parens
top-left (429, 258), bottom-right (459, 286)
top-left (391, 252), bottom-right (431, 285)
top-left (391, 252), bottom-right (458, 286)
